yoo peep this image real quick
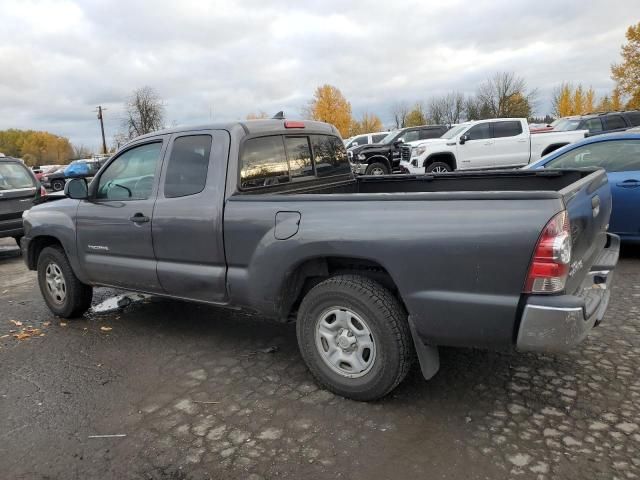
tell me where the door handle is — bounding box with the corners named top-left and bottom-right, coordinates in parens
top-left (616, 180), bottom-right (640, 188)
top-left (129, 213), bottom-right (150, 223)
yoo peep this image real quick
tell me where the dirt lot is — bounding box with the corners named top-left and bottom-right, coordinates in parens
top-left (1, 237), bottom-right (639, 480)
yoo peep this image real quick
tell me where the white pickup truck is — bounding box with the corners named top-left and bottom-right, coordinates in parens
top-left (400, 118), bottom-right (587, 174)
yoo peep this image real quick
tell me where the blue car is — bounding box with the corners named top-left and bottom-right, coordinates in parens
top-left (527, 132), bottom-right (640, 242)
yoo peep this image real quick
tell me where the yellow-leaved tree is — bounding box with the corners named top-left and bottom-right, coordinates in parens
top-left (405, 104), bottom-right (427, 127)
top-left (612, 22), bottom-right (640, 109)
top-left (308, 85), bottom-right (352, 137)
top-left (350, 112), bottom-right (384, 136)
top-left (585, 87), bottom-right (596, 113)
top-left (572, 85), bottom-right (585, 115)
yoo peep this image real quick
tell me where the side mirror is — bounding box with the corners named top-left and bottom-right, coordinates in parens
top-left (394, 139), bottom-right (403, 147)
top-left (459, 134), bottom-right (469, 145)
top-left (64, 178), bottom-right (88, 199)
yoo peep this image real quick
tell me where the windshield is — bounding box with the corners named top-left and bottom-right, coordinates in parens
top-left (441, 124), bottom-right (468, 140)
top-left (0, 162), bottom-right (35, 190)
top-left (553, 119), bottom-right (582, 131)
top-left (380, 131), bottom-right (402, 145)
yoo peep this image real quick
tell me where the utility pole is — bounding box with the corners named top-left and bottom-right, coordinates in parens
top-left (96, 106), bottom-right (107, 154)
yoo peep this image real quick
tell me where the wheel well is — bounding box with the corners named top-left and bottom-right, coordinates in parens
top-left (280, 257), bottom-right (404, 320)
top-left (541, 143), bottom-right (567, 157)
top-left (423, 153), bottom-right (457, 170)
top-left (366, 156), bottom-right (391, 171)
top-left (27, 236), bottom-right (63, 270)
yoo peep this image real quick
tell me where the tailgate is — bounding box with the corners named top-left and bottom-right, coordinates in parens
top-left (0, 188), bottom-right (37, 220)
top-left (560, 168), bottom-right (611, 294)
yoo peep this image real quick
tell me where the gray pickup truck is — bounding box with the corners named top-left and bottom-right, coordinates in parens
top-left (21, 119), bottom-right (619, 401)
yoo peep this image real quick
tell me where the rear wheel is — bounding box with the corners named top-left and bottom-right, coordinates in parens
top-left (425, 162), bottom-right (452, 173)
top-left (51, 179), bottom-right (65, 192)
top-left (37, 246), bottom-right (93, 318)
top-left (296, 274), bottom-right (413, 401)
top-left (365, 162), bottom-right (388, 175)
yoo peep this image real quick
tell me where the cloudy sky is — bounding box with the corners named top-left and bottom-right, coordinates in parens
top-left (1, 0), bottom-right (638, 150)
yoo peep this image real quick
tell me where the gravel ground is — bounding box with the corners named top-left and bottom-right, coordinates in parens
top-left (1, 237), bottom-right (639, 480)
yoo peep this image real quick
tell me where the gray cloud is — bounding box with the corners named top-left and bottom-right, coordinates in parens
top-left (0, 0), bottom-right (637, 149)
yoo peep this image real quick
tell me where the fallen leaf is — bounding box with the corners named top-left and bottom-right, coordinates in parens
top-left (43, 321), bottom-right (51, 327)
top-left (100, 326), bottom-right (112, 332)
top-left (59, 322), bottom-right (67, 327)
top-left (10, 320), bottom-right (23, 327)
top-left (13, 332), bottom-right (32, 340)
top-left (2, 290), bottom-right (7, 294)
top-left (0, 334), bottom-right (9, 339)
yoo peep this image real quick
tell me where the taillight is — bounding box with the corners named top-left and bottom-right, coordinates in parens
top-left (284, 121), bottom-right (305, 128)
top-left (524, 210), bottom-right (571, 294)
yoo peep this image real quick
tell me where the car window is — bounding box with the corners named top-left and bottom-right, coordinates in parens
top-left (625, 112), bottom-right (640, 127)
top-left (466, 123), bottom-right (491, 140)
top-left (164, 135), bottom-right (212, 198)
top-left (584, 118), bottom-right (603, 132)
top-left (402, 130), bottom-right (420, 142)
top-left (372, 133), bottom-right (387, 143)
top-left (492, 121), bottom-right (523, 138)
top-left (605, 115), bottom-right (626, 130)
top-left (0, 162), bottom-right (35, 190)
top-left (545, 140), bottom-right (640, 172)
top-left (347, 135), bottom-right (368, 148)
top-left (310, 135), bottom-right (351, 177)
top-left (285, 136), bottom-right (313, 180)
top-left (96, 142), bottom-right (162, 200)
top-left (419, 129), bottom-right (442, 140)
top-left (240, 136), bottom-right (289, 188)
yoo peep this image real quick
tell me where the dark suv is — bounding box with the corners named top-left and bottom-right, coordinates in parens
top-left (0, 155), bottom-right (42, 245)
top-left (349, 125), bottom-right (449, 175)
top-left (553, 111), bottom-right (640, 136)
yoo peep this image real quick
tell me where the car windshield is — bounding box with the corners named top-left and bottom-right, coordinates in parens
top-left (380, 131), bottom-right (402, 144)
top-left (0, 162), bottom-right (35, 190)
top-left (553, 119), bottom-right (582, 131)
top-left (441, 124), bottom-right (468, 140)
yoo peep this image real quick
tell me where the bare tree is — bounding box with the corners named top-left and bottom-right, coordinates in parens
top-left (390, 101), bottom-right (410, 129)
top-left (475, 72), bottom-right (536, 118)
top-left (428, 92), bottom-right (466, 125)
top-left (124, 86), bottom-right (165, 139)
top-left (71, 143), bottom-right (92, 160)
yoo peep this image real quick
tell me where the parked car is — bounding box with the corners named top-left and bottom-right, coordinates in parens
top-left (344, 132), bottom-right (389, 149)
top-left (401, 118), bottom-right (587, 174)
top-left (526, 132), bottom-right (640, 242)
top-left (552, 111), bottom-right (640, 136)
top-left (350, 125), bottom-right (449, 175)
top-left (42, 159), bottom-right (106, 191)
top-left (0, 155), bottom-right (45, 245)
top-left (22, 119), bottom-right (618, 401)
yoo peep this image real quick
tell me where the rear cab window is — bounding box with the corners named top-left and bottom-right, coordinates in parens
top-left (492, 121), bottom-right (523, 138)
top-left (0, 162), bottom-right (36, 191)
top-left (605, 115), bottom-right (627, 130)
top-left (240, 134), bottom-right (349, 189)
top-left (625, 112), bottom-right (640, 127)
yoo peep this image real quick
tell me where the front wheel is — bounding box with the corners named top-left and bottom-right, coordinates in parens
top-left (425, 162), bottom-right (452, 173)
top-left (365, 162), bottom-right (389, 175)
top-left (51, 179), bottom-right (65, 192)
top-left (296, 274), bottom-right (413, 401)
top-left (37, 246), bottom-right (93, 318)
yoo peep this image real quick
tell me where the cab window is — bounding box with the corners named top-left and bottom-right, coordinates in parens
top-left (96, 142), bottom-right (162, 200)
top-left (240, 136), bottom-right (289, 188)
top-left (466, 123), bottom-right (491, 140)
top-left (545, 140), bottom-right (640, 172)
top-left (310, 135), bottom-right (350, 177)
top-left (164, 135), bottom-right (212, 198)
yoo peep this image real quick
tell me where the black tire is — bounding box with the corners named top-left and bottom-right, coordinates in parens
top-left (296, 274), bottom-right (413, 401)
top-left (51, 179), bottom-right (65, 192)
top-left (37, 246), bottom-right (93, 318)
top-left (365, 162), bottom-right (389, 175)
top-left (425, 161), bottom-right (452, 173)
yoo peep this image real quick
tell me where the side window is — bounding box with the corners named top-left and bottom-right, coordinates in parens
top-left (584, 118), bottom-right (603, 132)
top-left (605, 115), bottom-right (626, 130)
top-left (492, 121), bottom-right (523, 138)
top-left (402, 130), bottom-right (420, 142)
top-left (284, 136), bottom-right (313, 180)
top-left (372, 133), bottom-right (387, 143)
top-left (96, 142), bottom-right (162, 200)
top-left (240, 136), bottom-right (289, 188)
top-left (625, 112), bottom-right (640, 127)
top-left (419, 129), bottom-right (442, 140)
top-left (466, 123), bottom-right (491, 140)
top-left (164, 135), bottom-right (212, 198)
top-left (310, 135), bottom-right (351, 177)
top-left (545, 140), bottom-right (640, 171)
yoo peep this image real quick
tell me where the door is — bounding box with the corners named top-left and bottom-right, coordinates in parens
top-left (457, 122), bottom-right (494, 169)
top-left (152, 130), bottom-right (230, 303)
top-left (491, 120), bottom-right (529, 167)
top-left (76, 140), bottom-right (165, 290)
top-left (543, 138), bottom-right (640, 237)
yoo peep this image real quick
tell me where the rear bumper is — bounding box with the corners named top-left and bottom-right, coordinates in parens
top-left (0, 218), bottom-right (24, 238)
top-left (516, 233), bottom-right (620, 352)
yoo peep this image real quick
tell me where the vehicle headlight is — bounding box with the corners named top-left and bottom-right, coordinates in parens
top-left (357, 154), bottom-right (366, 161)
top-left (415, 146), bottom-right (427, 156)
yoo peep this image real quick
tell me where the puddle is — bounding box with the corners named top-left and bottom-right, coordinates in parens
top-left (90, 293), bottom-right (152, 314)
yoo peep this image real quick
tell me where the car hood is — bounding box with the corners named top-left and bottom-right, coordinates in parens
top-left (411, 138), bottom-right (450, 149)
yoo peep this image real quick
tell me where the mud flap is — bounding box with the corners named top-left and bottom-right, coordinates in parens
top-left (408, 316), bottom-right (440, 380)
